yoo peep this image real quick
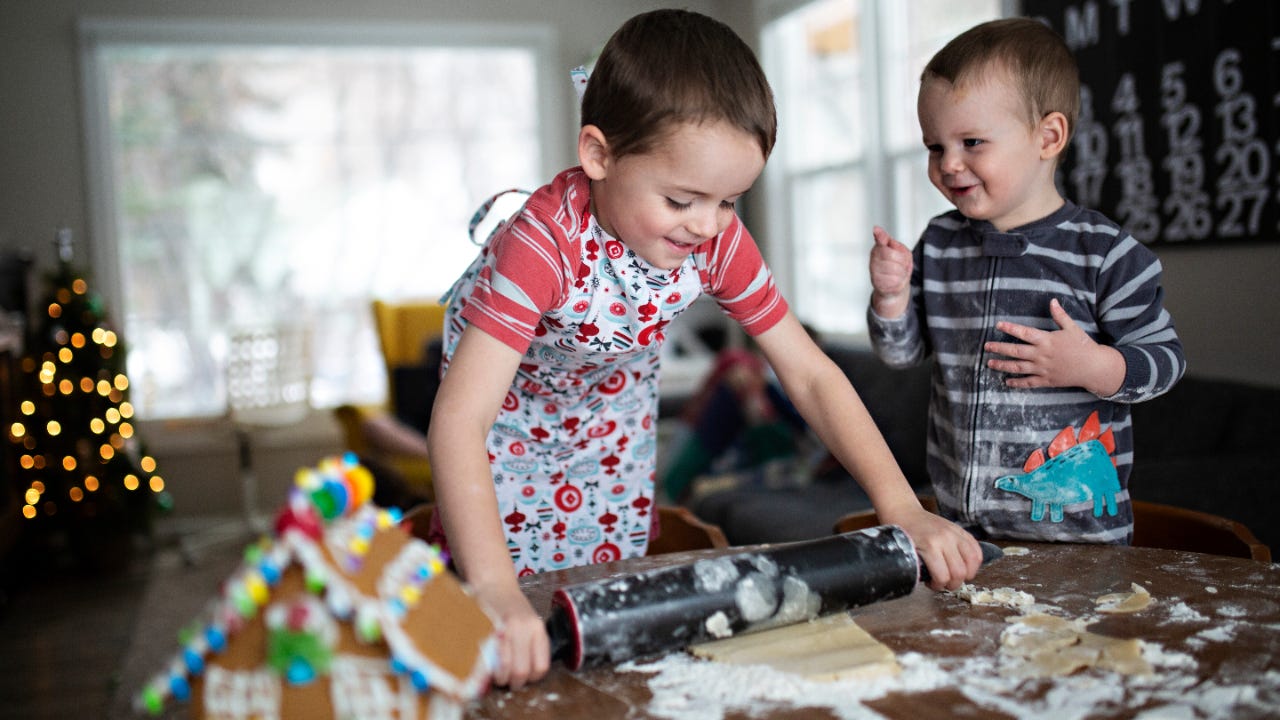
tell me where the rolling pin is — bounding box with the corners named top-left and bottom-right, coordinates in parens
top-left (546, 525), bottom-right (1002, 670)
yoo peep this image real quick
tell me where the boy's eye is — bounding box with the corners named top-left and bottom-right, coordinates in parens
top-left (963, 138), bottom-right (984, 148)
top-left (665, 197), bottom-right (692, 211)
top-left (925, 144), bottom-right (943, 154)
top-left (719, 200), bottom-right (737, 211)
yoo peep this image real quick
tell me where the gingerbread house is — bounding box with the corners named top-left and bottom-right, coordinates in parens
top-left (137, 454), bottom-right (498, 719)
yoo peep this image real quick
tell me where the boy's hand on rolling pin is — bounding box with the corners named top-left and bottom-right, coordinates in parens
top-left (869, 226), bottom-right (913, 320)
top-left (882, 505), bottom-right (982, 591)
top-left (476, 579), bottom-right (550, 689)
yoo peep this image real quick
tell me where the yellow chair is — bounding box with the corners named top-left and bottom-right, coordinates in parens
top-left (334, 299), bottom-right (445, 499)
top-left (831, 496), bottom-right (1271, 563)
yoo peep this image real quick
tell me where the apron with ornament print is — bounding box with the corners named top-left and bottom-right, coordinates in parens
top-left (440, 192), bottom-right (704, 575)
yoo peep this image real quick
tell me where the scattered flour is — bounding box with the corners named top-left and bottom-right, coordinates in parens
top-left (1215, 604), bottom-right (1248, 619)
top-left (615, 577), bottom-right (1280, 719)
top-left (1163, 601), bottom-right (1208, 624)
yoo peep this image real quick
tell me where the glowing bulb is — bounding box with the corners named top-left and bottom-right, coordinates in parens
top-left (140, 456), bottom-right (157, 473)
top-left (149, 476), bottom-right (165, 492)
top-left (47, 303), bottom-right (62, 319)
top-left (119, 402), bottom-right (134, 419)
top-left (72, 279), bottom-right (87, 294)
top-left (58, 379), bottom-right (73, 395)
top-left (22, 506), bottom-right (35, 519)
top-left (114, 374), bottom-right (129, 391)
top-left (46, 420), bottom-right (61, 436)
top-left (96, 380), bottom-right (111, 396)
top-left (24, 488), bottom-right (40, 504)
top-left (58, 347), bottom-right (73, 363)
top-left (90, 418), bottom-right (105, 434)
top-left (20, 401), bottom-right (34, 415)
top-left (69, 487), bottom-right (83, 502)
top-left (119, 423), bottom-right (134, 439)
top-left (71, 333), bottom-right (86, 348)
top-left (10, 422), bottom-right (25, 438)
top-left (84, 476), bottom-right (99, 492)
top-left (124, 474), bottom-right (139, 491)
top-left (105, 408), bottom-right (120, 423)
top-left (80, 377), bottom-right (94, 392)
top-left (100, 444), bottom-right (114, 460)
top-left (62, 456), bottom-right (76, 471)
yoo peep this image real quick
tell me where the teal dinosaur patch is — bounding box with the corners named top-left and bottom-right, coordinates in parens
top-left (995, 438), bottom-right (1121, 523)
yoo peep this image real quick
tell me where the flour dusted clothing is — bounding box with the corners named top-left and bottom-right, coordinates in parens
top-left (868, 202), bottom-right (1185, 543)
top-left (441, 168), bottom-right (787, 574)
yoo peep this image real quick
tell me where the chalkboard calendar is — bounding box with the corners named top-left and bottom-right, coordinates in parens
top-left (1022, 0), bottom-right (1278, 245)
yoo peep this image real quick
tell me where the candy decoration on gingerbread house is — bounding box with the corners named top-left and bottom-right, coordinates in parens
top-left (136, 453), bottom-right (498, 719)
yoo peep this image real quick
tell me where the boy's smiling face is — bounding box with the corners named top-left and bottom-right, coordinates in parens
top-left (581, 120), bottom-right (765, 270)
top-left (918, 70), bottom-right (1065, 232)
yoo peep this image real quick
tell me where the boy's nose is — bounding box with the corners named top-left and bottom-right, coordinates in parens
top-left (940, 148), bottom-right (965, 174)
top-left (686, 206), bottom-right (720, 240)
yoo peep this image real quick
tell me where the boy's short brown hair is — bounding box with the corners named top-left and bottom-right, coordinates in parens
top-left (581, 9), bottom-right (777, 161)
top-left (923, 17), bottom-right (1080, 141)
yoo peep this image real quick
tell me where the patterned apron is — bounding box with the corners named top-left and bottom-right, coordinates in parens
top-left (440, 193), bottom-right (703, 575)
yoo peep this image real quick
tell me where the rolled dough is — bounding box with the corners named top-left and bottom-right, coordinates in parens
top-left (689, 612), bottom-right (900, 682)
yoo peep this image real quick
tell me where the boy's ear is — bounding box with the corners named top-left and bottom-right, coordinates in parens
top-left (578, 125), bottom-right (611, 180)
top-left (1039, 111), bottom-right (1069, 160)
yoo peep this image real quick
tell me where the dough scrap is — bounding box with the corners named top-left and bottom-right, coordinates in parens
top-left (1095, 583), bottom-right (1153, 614)
top-left (954, 584), bottom-right (1036, 609)
top-left (1000, 612), bottom-right (1152, 678)
top-left (1001, 546), bottom-right (1030, 556)
top-left (690, 612), bottom-right (900, 681)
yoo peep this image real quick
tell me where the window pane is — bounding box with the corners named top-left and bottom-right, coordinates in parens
top-left (790, 170), bottom-right (868, 334)
top-left (770, 0), bottom-right (864, 170)
top-left (99, 44), bottom-right (542, 418)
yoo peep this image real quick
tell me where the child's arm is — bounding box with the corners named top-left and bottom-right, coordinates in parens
top-left (754, 313), bottom-right (983, 590)
top-left (426, 326), bottom-right (550, 689)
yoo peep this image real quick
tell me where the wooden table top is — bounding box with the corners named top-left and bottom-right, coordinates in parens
top-left (470, 541), bottom-right (1280, 719)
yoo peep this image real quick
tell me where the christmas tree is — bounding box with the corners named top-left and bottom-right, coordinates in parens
top-left (6, 229), bottom-right (168, 569)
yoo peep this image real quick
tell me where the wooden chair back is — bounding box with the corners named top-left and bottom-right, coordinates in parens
top-left (832, 496), bottom-right (1270, 563)
top-left (1131, 499), bottom-right (1270, 562)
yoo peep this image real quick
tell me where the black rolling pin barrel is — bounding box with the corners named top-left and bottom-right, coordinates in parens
top-left (547, 525), bottom-right (954, 670)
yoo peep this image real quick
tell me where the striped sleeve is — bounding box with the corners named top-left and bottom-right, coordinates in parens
top-left (459, 173), bottom-right (584, 352)
top-left (695, 216), bottom-right (789, 335)
top-left (1093, 232), bottom-right (1187, 402)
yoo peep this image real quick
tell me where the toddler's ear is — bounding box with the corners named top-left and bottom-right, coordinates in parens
top-left (1039, 111), bottom-right (1069, 160)
top-left (578, 125), bottom-right (611, 180)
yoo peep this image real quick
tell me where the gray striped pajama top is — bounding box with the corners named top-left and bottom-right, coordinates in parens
top-left (867, 201), bottom-right (1185, 543)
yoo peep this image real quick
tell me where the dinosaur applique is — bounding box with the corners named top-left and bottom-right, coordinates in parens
top-left (994, 411), bottom-right (1121, 522)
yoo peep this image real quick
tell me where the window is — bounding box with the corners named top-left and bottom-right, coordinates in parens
top-left (760, 0), bottom-right (1005, 336)
top-left (79, 19), bottom-right (557, 418)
